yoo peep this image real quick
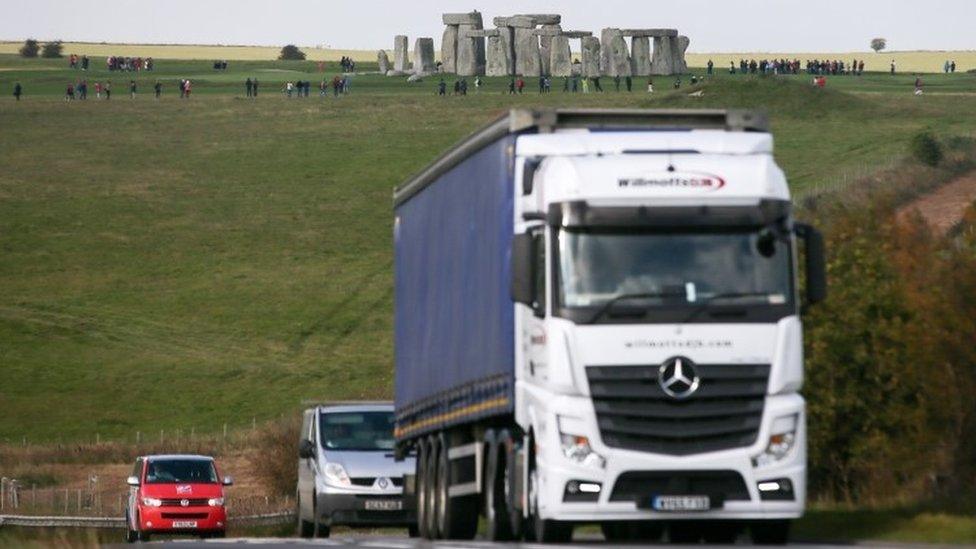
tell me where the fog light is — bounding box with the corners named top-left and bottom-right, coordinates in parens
top-left (564, 480), bottom-right (601, 502)
top-left (757, 478), bottom-right (794, 501)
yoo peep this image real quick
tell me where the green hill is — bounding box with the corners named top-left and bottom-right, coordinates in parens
top-left (1, 56), bottom-right (975, 441)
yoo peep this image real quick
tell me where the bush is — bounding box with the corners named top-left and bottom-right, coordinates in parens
top-left (19, 38), bottom-right (39, 58)
top-left (910, 132), bottom-right (943, 167)
top-left (251, 415), bottom-right (302, 497)
top-left (278, 44), bottom-right (306, 61)
top-left (41, 40), bottom-right (64, 58)
top-left (870, 38), bottom-right (887, 53)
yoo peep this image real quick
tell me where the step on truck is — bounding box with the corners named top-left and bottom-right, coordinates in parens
top-left (392, 109), bottom-right (826, 544)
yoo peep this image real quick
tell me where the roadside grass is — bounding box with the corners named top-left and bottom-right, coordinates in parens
top-left (0, 56), bottom-right (975, 444)
top-left (795, 507), bottom-right (976, 544)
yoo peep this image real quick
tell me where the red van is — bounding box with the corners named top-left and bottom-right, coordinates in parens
top-left (125, 454), bottom-right (233, 542)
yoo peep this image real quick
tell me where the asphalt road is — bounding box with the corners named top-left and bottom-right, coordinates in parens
top-left (123, 536), bottom-right (943, 548)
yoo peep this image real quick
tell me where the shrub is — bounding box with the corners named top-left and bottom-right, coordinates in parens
top-left (19, 38), bottom-right (39, 58)
top-left (250, 415), bottom-right (302, 497)
top-left (41, 40), bottom-right (64, 58)
top-left (278, 44), bottom-right (306, 61)
top-left (910, 132), bottom-right (943, 167)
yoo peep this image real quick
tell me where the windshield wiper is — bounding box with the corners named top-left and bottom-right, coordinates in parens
top-left (679, 292), bottom-right (774, 324)
top-left (586, 291), bottom-right (685, 324)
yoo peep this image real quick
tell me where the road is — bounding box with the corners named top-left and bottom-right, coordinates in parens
top-left (115, 536), bottom-right (948, 548)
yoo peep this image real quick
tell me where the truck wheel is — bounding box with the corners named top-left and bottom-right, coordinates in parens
top-left (504, 434), bottom-right (524, 539)
top-left (297, 493), bottom-right (314, 538)
top-left (751, 520), bottom-right (791, 544)
top-left (407, 524), bottom-right (420, 537)
top-left (437, 432), bottom-right (478, 539)
top-left (484, 436), bottom-right (512, 541)
top-left (415, 438), bottom-right (429, 539)
top-left (526, 434), bottom-right (572, 544)
top-left (424, 435), bottom-right (440, 539)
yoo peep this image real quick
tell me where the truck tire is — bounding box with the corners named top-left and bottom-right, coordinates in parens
top-left (751, 520), bottom-right (791, 544)
top-left (424, 435), bottom-right (440, 539)
top-left (525, 433), bottom-right (572, 544)
top-left (415, 438), bottom-right (429, 539)
top-left (484, 434), bottom-right (513, 541)
top-left (504, 434), bottom-right (525, 539)
top-left (437, 432), bottom-right (478, 539)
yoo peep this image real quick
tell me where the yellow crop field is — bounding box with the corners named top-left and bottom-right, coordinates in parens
top-left (0, 41), bottom-right (376, 62)
top-left (687, 51), bottom-right (976, 73)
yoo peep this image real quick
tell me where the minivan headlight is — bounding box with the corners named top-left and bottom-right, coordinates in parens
top-left (141, 497), bottom-right (162, 507)
top-left (324, 462), bottom-right (351, 486)
top-left (208, 497), bottom-right (224, 507)
top-left (753, 414), bottom-right (798, 467)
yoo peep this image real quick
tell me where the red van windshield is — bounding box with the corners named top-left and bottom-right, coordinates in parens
top-left (145, 459), bottom-right (218, 484)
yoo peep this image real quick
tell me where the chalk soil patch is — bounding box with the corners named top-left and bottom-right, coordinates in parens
top-left (898, 171), bottom-right (976, 236)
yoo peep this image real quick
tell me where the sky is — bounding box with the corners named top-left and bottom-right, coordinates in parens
top-left (3, 0), bottom-right (973, 53)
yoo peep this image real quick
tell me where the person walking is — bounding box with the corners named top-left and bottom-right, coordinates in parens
top-left (890, 60), bottom-right (896, 75)
top-left (153, 80), bottom-right (162, 99)
top-left (183, 79), bottom-right (192, 98)
top-left (252, 78), bottom-right (259, 97)
top-left (129, 79), bottom-right (137, 99)
top-left (94, 81), bottom-right (102, 99)
top-left (914, 75), bottom-right (924, 96)
top-left (105, 81), bottom-right (111, 100)
top-left (592, 77), bottom-right (603, 92)
top-left (14, 81), bottom-right (22, 101)
top-left (581, 77), bottom-right (589, 93)
top-left (474, 76), bottom-right (481, 93)
top-left (646, 78), bottom-right (654, 93)
top-left (438, 79), bottom-right (447, 96)
top-left (286, 81), bottom-right (293, 98)
top-left (944, 60), bottom-right (951, 74)
top-left (516, 77), bottom-right (525, 94)
top-left (65, 83), bottom-right (75, 101)
top-left (613, 75), bottom-right (621, 91)
top-left (246, 77), bottom-right (253, 98)
top-left (508, 78), bottom-right (516, 94)
top-left (707, 59), bottom-right (714, 75)
top-left (951, 61), bottom-right (956, 73)
top-left (625, 75), bottom-right (632, 92)
top-left (459, 78), bottom-right (468, 96)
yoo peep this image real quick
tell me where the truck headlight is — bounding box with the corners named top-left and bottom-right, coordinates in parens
top-left (141, 497), bottom-right (162, 507)
top-left (324, 462), bottom-right (351, 486)
top-left (558, 416), bottom-right (605, 469)
top-left (207, 497), bottom-right (224, 507)
top-left (753, 414), bottom-right (798, 467)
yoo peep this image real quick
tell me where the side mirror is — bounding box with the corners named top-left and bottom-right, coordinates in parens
top-left (299, 439), bottom-right (316, 459)
top-left (511, 233), bottom-right (534, 306)
top-left (522, 157), bottom-right (542, 195)
top-left (795, 223), bottom-right (827, 306)
top-left (126, 476), bottom-right (140, 487)
top-left (222, 476), bottom-right (234, 486)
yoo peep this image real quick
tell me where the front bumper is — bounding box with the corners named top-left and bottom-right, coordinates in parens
top-left (138, 505), bottom-right (226, 533)
top-left (525, 388), bottom-right (806, 522)
top-left (316, 489), bottom-right (416, 527)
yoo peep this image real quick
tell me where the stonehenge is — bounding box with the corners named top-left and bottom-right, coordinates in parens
top-left (377, 50), bottom-right (390, 74)
top-left (389, 12), bottom-right (689, 78)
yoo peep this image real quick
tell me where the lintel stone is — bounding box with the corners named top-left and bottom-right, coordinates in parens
top-left (619, 28), bottom-right (678, 38)
top-left (442, 13), bottom-right (482, 25)
top-left (562, 31), bottom-right (593, 39)
top-left (532, 28), bottom-right (563, 37)
top-left (517, 13), bottom-right (561, 25)
top-left (466, 29), bottom-right (499, 38)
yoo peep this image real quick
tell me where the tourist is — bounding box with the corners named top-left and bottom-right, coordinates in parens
top-left (538, 76), bottom-right (545, 94)
top-left (571, 77), bottom-right (578, 93)
top-left (914, 76), bottom-right (924, 96)
top-left (646, 78), bottom-right (654, 93)
top-left (516, 77), bottom-right (525, 94)
top-left (94, 81), bottom-right (102, 99)
top-left (183, 79), bottom-right (192, 98)
top-left (13, 81), bottom-right (22, 101)
top-left (891, 60), bottom-right (896, 75)
top-left (673, 77), bottom-right (681, 89)
top-left (332, 76), bottom-right (342, 96)
top-left (319, 79), bottom-right (327, 97)
top-left (454, 79), bottom-right (461, 95)
top-left (613, 75), bottom-right (621, 92)
top-left (592, 77), bottom-right (603, 92)
top-left (246, 78), bottom-right (253, 98)
top-left (944, 60), bottom-right (951, 74)
top-left (438, 79), bottom-right (447, 96)
top-left (951, 61), bottom-right (956, 73)
top-left (286, 81), bottom-right (293, 98)
top-left (65, 83), bottom-right (75, 101)
top-left (508, 79), bottom-right (516, 94)
top-left (729, 60), bottom-right (736, 74)
top-left (707, 59), bottom-right (714, 75)
top-left (581, 77), bottom-right (589, 93)
top-left (129, 80), bottom-right (137, 99)
top-left (625, 75), bottom-right (632, 92)
top-left (105, 81), bottom-right (111, 100)
top-left (154, 81), bottom-right (162, 99)
top-left (474, 76), bottom-right (481, 92)
top-left (253, 78), bottom-right (259, 97)
top-left (459, 78), bottom-right (468, 95)
top-left (340, 75), bottom-right (349, 94)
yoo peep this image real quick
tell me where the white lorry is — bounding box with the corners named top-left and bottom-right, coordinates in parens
top-left (393, 109), bottom-right (826, 543)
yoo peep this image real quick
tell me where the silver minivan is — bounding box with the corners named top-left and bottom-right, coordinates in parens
top-left (296, 402), bottom-right (416, 538)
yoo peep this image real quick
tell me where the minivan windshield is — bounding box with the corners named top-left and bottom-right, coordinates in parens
top-left (319, 411), bottom-right (396, 451)
top-left (145, 459), bottom-right (218, 484)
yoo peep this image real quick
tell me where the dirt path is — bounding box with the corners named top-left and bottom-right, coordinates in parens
top-left (897, 171), bottom-right (976, 236)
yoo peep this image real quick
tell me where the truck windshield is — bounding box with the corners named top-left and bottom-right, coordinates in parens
top-left (556, 228), bottom-right (793, 321)
top-left (319, 411), bottom-right (396, 451)
top-left (145, 460), bottom-right (218, 484)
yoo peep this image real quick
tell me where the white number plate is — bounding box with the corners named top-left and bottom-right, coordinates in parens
top-left (172, 520), bottom-right (198, 528)
top-left (652, 495), bottom-right (711, 511)
top-left (364, 499), bottom-right (402, 511)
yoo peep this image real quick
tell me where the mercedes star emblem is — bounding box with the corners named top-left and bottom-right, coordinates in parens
top-left (658, 356), bottom-right (701, 399)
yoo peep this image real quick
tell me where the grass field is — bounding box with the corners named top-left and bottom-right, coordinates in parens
top-left (1, 54), bottom-right (975, 443)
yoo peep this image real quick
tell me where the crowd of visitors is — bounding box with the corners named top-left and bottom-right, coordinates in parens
top-left (213, 60), bottom-right (229, 70)
top-left (339, 56), bottom-right (356, 72)
top-left (104, 56), bottom-right (154, 71)
top-left (281, 75), bottom-right (350, 98)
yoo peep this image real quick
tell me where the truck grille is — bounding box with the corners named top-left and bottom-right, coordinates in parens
top-left (586, 364), bottom-right (769, 456)
top-left (610, 470), bottom-right (750, 502)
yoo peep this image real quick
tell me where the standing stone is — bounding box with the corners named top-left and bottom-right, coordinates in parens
top-left (549, 34), bottom-right (573, 77)
top-left (538, 24), bottom-right (562, 75)
top-left (674, 35), bottom-right (690, 74)
top-left (629, 36), bottom-right (651, 76)
top-left (393, 35), bottom-right (409, 72)
top-left (377, 50), bottom-right (390, 74)
top-left (412, 37), bottom-right (436, 74)
top-left (456, 12), bottom-right (486, 76)
top-left (607, 32), bottom-right (631, 77)
top-left (651, 35), bottom-right (677, 75)
top-left (599, 28), bottom-right (618, 75)
top-left (581, 36), bottom-right (601, 78)
top-left (441, 25), bottom-right (458, 74)
top-left (496, 26), bottom-right (516, 76)
top-left (514, 27), bottom-right (541, 77)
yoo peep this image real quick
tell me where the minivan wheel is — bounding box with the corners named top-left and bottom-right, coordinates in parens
top-left (312, 492), bottom-right (330, 538)
top-left (124, 512), bottom-right (137, 543)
